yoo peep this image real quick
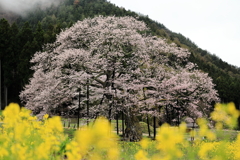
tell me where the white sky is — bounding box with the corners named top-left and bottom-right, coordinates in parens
top-left (108, 0), bottom-right (240, 67)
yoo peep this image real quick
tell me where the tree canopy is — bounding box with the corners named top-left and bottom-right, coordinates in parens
top-left (20, 16), bottom-right (219, 141)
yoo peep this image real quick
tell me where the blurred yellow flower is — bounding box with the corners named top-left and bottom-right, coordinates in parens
top-left (155, 123), bottom-right (184, 159)
top-left (43, 114), bottom-right (49, 119)
top-left (198, 142), bottom-right (216, 159)
top-left (135, 150), bottom-right (149, 160)
top-left (0, 148), bottom-right (8, 158)
top-left (0, 103), bottom-right (66, 160)
top-left (139, 138), bottom-right (150, 149)
top-left (66, 117), bottom-right (119, 160)
top-left (1, 102), bottom-right (240, 160)
top-left (211, 102), bottom-right (239, 129)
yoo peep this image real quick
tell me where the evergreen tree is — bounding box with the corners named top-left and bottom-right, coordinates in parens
top-left (5, 22), bottom-right (20, 103)
top-left (18, 22), bottom-right (33, 48)
top-left (34, 22), bottom-right (44, 51)
top-left (0, 18), bottom-right (11, 107)
top-left (0, 19), bottom-right (10, 59)
top-left (18, 39), bottom-right (38, 87)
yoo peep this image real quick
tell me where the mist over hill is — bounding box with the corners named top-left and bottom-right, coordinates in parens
top-left (0, 0), bottom-right (63, 16)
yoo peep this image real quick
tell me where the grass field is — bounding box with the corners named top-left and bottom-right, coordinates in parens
top-left (62, 118), bottom-right (154, 137)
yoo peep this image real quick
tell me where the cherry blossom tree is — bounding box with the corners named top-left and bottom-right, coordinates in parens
top-left (20, 16), bottom-right (219, 141)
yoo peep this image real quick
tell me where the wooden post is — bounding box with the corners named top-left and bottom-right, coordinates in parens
top-left (116, 113), bottom-right (119, 135)
top-left (68, 119), bottom-right (71, 128)
top-left (77, 88), bottom-right (81, 128)
top-left (87, 79), bottom-right (89, 125)
top-left (165, 106), bottom-right (169, 124)
top-left (114, 89), bottom-right (118, 134)
top-left (108, 104), bottom-right (112, 123)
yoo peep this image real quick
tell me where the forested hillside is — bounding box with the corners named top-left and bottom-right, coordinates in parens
top-left (0, 0), bottom-right (240, 108)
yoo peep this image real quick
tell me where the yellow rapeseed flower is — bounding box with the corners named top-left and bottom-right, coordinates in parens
top-left (66, 117), bottom-right (119, 160)
top-left (66, 141), bottom-right (82, 160)
top-left (2, 102), bottom-right (240, 160)
top-left (227, 102), bottom-right (239, 118)
top-left (0, 148), bottom-right (8, 158)
top-left (198, 142), bottom-right (216, 159)
top-left (139, 138), bottom-right (150, 149)
top-left (135, 150), bottom-right (149, 160)
top-left (43, 114), bottom-right (49, 119)
top-left (3, 103), bottom-right (20, 119)
top-left (108, 148), bottom-right (119, 160)
top-left (226, 134), bottom-right (240, 160)
top-left (206, 131), bottom-right (216, 141)
top-left (211, 103), bottom-right (240, 129)
top-left (155, 123), bottom-right (184, 159)
top-left (0, 103), bottom-right (66, 160)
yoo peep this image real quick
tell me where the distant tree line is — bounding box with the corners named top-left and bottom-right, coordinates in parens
top-left (0, 19), bottom-right (45, 106)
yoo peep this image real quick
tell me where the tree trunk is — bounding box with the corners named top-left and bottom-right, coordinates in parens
top-left (0, 59), bottom-right (1, 110)
top-left (147, 115), bottom-right (151, 137)
top-left (122, 111), bottom-right (124, 136)
top-left (123, 112), bottom-right (142, 142)
top-left (4, 86), bottom-right (7, 107)
top-left (153, 116), bottom-right (156, 140)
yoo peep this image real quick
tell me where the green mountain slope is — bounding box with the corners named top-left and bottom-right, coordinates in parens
top-left (1, 0), bottom-right (240, 108)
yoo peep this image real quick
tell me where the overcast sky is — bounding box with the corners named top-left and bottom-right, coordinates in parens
top-left (109, 0), bottom-right (240, 67)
